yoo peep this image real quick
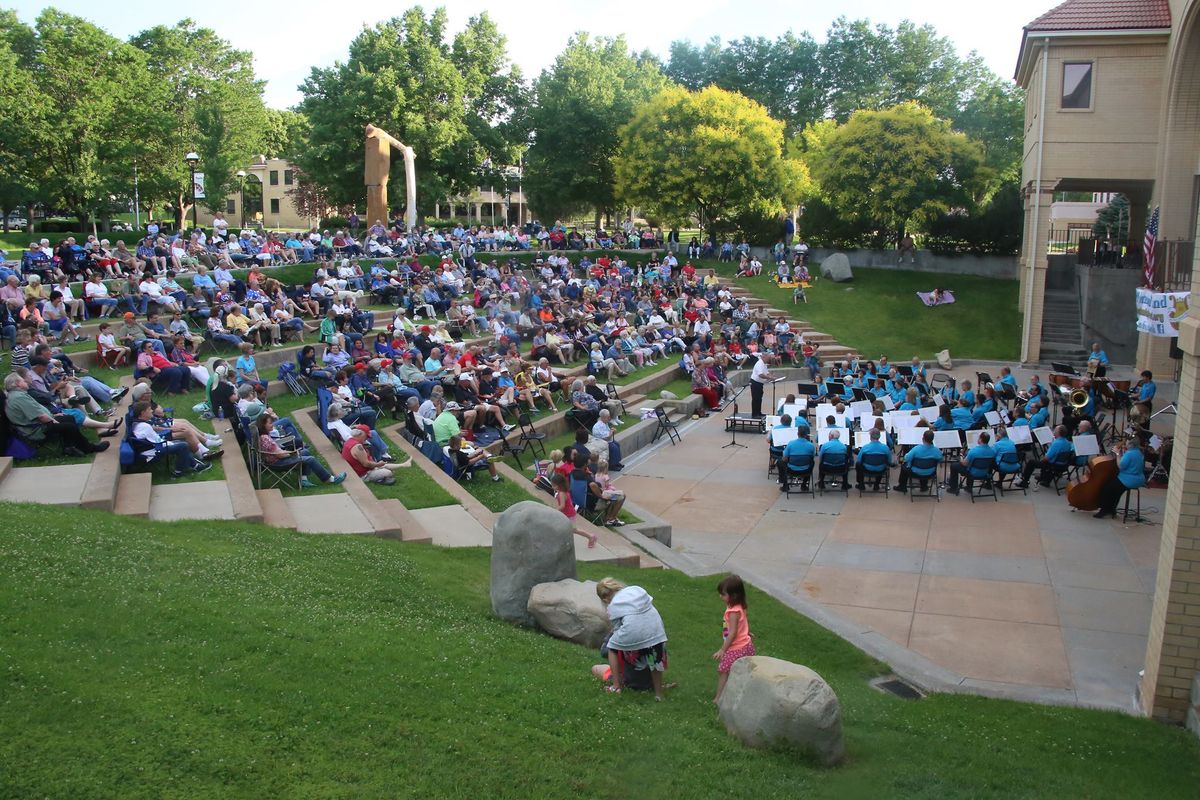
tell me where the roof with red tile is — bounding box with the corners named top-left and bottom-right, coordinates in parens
top-left (1025, 0), bottom-right (1172, 32)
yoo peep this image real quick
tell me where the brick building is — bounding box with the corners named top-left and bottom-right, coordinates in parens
top-left (1016, 0), bottom-right (1200, 725)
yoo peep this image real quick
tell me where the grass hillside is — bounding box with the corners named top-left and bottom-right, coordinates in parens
top-left (2, 503), bottom-right (1197, 798)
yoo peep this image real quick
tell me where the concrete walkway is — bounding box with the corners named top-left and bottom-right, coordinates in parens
top-left (615, 369), bottom-right (1166, 712)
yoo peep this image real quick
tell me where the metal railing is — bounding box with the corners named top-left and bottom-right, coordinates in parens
top-left (1155, 239), bottom-right (1194, 292)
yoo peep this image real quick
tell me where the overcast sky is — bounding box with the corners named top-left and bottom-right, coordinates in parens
top-left (10, 0), bottom-right (1055, 108)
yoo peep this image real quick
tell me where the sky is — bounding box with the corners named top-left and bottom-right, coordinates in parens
top-left (9, 0), bottom-right (1056, 108)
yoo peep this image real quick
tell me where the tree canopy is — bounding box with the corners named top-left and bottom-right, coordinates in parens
top-left (805, 102), bottom-right (992, 244)
top-left (615, 85), bottom-right (805, 236)
top-left (523, 34), bottom-right (667, 224)
top-left (296, 7), bottom-right (525, 217)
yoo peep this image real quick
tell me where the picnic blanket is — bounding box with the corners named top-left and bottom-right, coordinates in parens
top-left (917, 290), bottom-right (956, 307)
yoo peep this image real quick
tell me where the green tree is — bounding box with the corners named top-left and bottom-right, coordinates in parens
top-left (525, 34), bottom-right (667, 225)
top-left (128, 20), bottom-right (268, 227)
top-left (664, 34), bottom-right (824, 135)
top-left (806, 102), bottom-right (992, 244)
top-left (263, 109), bottom-right (310, 162)
top-left (1093, 194), bottom-right (1131, 240)
top-left (954, 79), bottom-right (1026, 180)
top-left (0, 9), bottom-right (153, 226)
top-left (296, 7), bottom-right (525, 217)
top-left (614, 85), bottom-right (805, 237)
top-left (0, 13), bottom-right (43, 230)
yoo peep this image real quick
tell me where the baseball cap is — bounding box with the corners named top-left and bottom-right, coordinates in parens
top-left (444, 401), bottom-right (463, 411)
top-left (123, 312), bottom-right (135, 319)
top-left (352, 424), bottom-right (371, 436)
top-left (380, 358), bottom-right (393, 368)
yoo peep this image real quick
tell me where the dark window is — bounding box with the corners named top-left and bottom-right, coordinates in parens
top-left (270, 198), bottom-right (280, 214)
top-left (1062, 63), bottom-right (1092, 109)
top-left (269, 170), bottom-right (279, 186)
top-left (284, 169), bottom-right (294, 186)
top-left (226, 199), bottom-right (236, 213)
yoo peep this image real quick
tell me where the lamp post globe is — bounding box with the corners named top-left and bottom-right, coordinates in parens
top-left (184, 152), bottom-right (200, 230)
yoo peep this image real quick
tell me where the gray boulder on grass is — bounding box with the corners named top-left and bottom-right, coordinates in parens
top-left (717, 656), bottom-right (846, 766)
top-left (820, 253), bottom-right (853, 282)
top-left (660, 390), bottom-right (678, 400)
top-left (491, 501), bottom-right (577, 626)
top-left (527, 578), bottom-right (610, 648)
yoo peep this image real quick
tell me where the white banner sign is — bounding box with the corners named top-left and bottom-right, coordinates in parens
top-left (1136, 288), bottom-right (1190, 337)
top-left (193, 172), bottom-right (206, 200)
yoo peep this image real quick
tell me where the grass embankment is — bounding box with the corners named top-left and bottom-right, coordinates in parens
top-left (705, 260), bottom-right (1021, 362)
top-left (1, 504), bottom-right (1197, 799)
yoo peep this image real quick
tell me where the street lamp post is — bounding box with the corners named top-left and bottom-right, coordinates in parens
top-left (185, 151), bottom-right (200, 230)
top-left (236, 170), bottom-right (246, 229)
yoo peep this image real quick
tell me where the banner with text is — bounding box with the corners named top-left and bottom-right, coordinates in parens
top-left (193, 172), bottom-right (205, 200)
top-left (1135, 288), bottom-right (1190, 337)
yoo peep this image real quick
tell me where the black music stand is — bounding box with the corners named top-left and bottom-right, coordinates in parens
top-left (723, 383), bottom-right (751, 449)
top-left (1051, 362), bottom-right (1079, 376)
top-left (796, 381), bottom-right (822, 398)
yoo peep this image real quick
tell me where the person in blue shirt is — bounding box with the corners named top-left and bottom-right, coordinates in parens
top-left (1028, 401), bottom-right (1049, 430)
top-left (767, 413), bottom-right (793, 472)
top-left (1018, 425), bottom-right (1073, 488)
top-left (959, 380), bottom-right (976, 409)
top-left (855, 428), bottom-right (893, 489)
top-left (1087, 342), bottom-right (1109, 377)
top-left (895, 429), bottom-right (941, 493)
top-left (946, 431), bottom-right (997, 494)
top-left (992, 428), bottom-right (1021, 478)
top-left (971, 389), bottom-right (996, 428)
top-left (950, 398), bottom-right (974, 430)
top-left (934, 404), bottom-right (955, 431)
top-left (997, 366), bottom-right (1018, 392)
top-left (817, 429), bottom-right (851, 490)
top-left (778, 433), bottom-right (816, 490)
top-left (898, 388), bottom-right (919, 412)
top-left (1093, 439), bottom-right (1146, 518)
top-left (1134, 370), bottom-right (1156, 421)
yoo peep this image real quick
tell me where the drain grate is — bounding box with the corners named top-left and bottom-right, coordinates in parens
top-left (870, 676), bottom-right (924, 700)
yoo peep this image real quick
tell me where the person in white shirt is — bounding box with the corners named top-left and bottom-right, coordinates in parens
top-left (749, 353), bottom-right (777, 418)
top-left (211, 212), bottom-right (229, 238)
top-left (139, 275), bottom-right (178, 311)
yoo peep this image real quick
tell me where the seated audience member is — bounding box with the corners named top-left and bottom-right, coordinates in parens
top-left (256, 415), bottom-right (346, 488)
top-left (341, 424), bottom-right (406, 485)
top-left (444, 434), bottom-right (501, 481)
top-left (129, 400), bottom-right (212, 477)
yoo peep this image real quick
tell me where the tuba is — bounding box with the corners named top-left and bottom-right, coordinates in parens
top-left (1069, 388), bottom-right (1090, 409)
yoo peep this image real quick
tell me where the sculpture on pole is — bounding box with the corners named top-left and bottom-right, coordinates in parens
top-left (364, 124), bottom-right (417, 231)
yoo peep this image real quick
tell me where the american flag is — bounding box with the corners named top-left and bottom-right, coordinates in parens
top-left (1143, 205), bottom-right (1160, 288)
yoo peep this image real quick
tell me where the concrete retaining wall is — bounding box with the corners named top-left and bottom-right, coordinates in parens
top-left (749, 246), bottom-right (1017, 280)
top-left (1076, 265), bottom-right (1143, 365)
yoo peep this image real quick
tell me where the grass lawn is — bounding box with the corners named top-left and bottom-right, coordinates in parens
top-left (706, 259), bottom-right (1021, 362)
top-left (369, 429), bottom-right (457, 509)
top-left (1, 504), bottom-right (1197, 799)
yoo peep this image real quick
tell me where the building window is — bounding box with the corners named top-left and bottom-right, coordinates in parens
top-left (270, 198), bottom-right (280, 214)
top-left (269, 170), bottom-right (279, 186)
top-left (226, 199), bottom-right (236, 213)
top-left (284, 169), bottom-right (294, 186)
top-left (1062, 62), bottom-right (1093, 109)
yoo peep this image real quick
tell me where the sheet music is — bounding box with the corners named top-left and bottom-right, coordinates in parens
top-left (814, 427), bottom-right (844, 445)
top-left (918, 405), bottom-right (940, 423)
top-left (1150, 434), bottom-right (1164, 450)
top-left (771, 427), bottom-right (799, 446)
top-left (780, 402), bottom-right (806, 417)
top-left (965, 430), bottom-right (986, 448)
top-left (849, 400), bottom-right (873, 418)
top-left (934, 430), bottom-right (963, 449)
top-left (765, 415), bottom-right (781, 430)
top-left (985, 411), bottom-right (1002, 426)
top-left (859, 414), bottom-right (881, 432)
top-left (1008, 427), bottom-right (1033, 445)
top-left (892, 413), bottom-right (921, 429)
top-left (932, 393), bottom-right (945, 406)
top-left (854, 431), bottom-right (871, 449)
top-left (1000, 408), bottom-right (1011, 424)
top-left (898, 427), bottom-right (925, 446)
top-left (1072, 434), bottom-right (1100, 457)
top-left (880, 395), bottom-right (895, 411)
top-left (815, 403), bottom-right (837, 422)
top-left (1033, 426), bottom-right (1054, 445)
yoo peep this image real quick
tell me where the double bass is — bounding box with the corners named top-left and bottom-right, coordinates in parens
top-left (1066, 451), bottom-right (1118, 511)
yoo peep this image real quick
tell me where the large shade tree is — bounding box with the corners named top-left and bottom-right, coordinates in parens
top-left (296, 7), bottom-right (525, 218)
top-left (805, 102), bottom-right (992, 245)
top-left (614, 85), bottom-right (807, 237)
top-left (524, 33), bottom-right (667, 226)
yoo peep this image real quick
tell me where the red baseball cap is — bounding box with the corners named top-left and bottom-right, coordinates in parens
top-left (352, 424), bottom-right (371, 435)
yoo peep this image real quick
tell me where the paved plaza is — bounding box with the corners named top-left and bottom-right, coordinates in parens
top-left (615, 370), bottom-right (1172, 711)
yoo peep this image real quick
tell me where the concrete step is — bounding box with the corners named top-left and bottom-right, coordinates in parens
top-left (378, 498), bottom-right (434, 543)
top-left (256, 488), bottom-right (298, 530)
top-left (114, 472), bottom-right (152, 517)
top-left (0, 456), bottom-right (12, 486)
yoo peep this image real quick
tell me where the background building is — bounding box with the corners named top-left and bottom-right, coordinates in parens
top-left (1017, 0), bottom-right (1200, 726)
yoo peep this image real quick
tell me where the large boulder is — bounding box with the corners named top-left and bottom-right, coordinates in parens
top-left (527, 578), bottom-right (610, 648)
top-left (717, 656), bottom-right (845, 766)
top-left (820, 253), bottom-right (853, 282)
top-left (491, 501), bottom-right (577, 626)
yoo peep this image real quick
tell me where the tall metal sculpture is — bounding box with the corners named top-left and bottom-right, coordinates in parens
top-left (364, 124), bottom-right (417, 231)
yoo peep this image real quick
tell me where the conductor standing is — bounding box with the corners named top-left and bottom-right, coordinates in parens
top-left (750, 354), bottom-right (775, 418)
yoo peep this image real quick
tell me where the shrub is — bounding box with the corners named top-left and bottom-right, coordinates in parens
top-left (319, 216), bottom-right (350, 230)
